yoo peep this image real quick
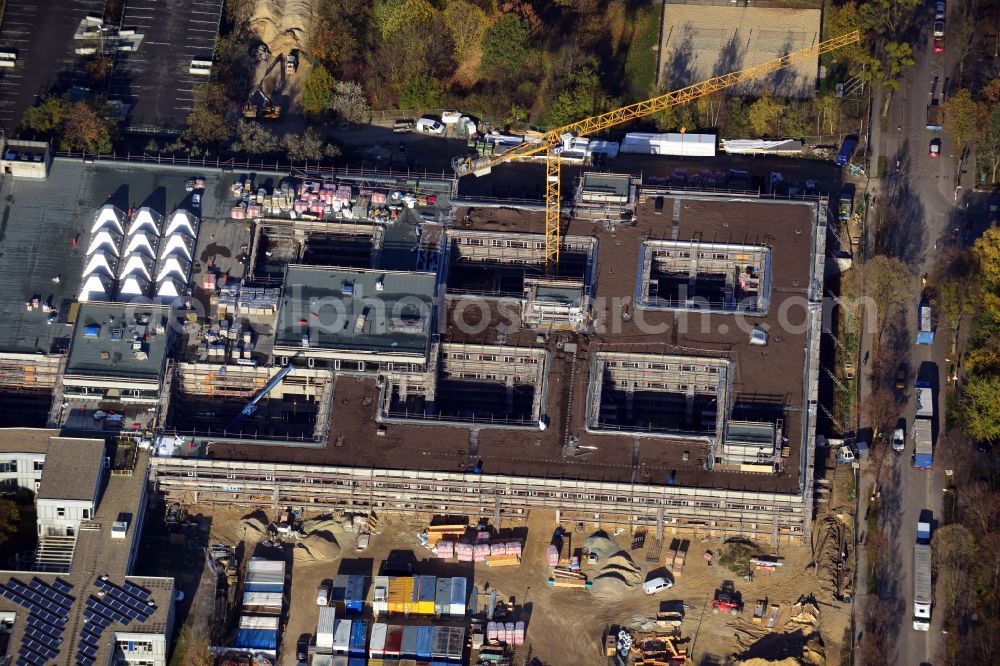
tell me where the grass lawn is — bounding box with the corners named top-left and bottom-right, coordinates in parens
top-left (625, 5), bottom-right (661, 98)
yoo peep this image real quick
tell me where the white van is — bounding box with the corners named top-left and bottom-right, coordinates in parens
top-left (316, 580), bottom-right (331, 606)
top-left (642, 577), bottom-right (673, 595)
top-left (415, 118), bottom-right (445, 135)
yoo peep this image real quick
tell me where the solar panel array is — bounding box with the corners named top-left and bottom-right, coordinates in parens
top-left (0, 576), bottom-right (74, 666)
top-left (74, 576), bottom-right (157, 666)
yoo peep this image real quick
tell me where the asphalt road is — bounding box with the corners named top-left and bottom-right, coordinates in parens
top-left (868, 2), bottom-right (970, 664)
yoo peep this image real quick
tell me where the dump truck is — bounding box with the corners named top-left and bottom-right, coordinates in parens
top-left (913, 543), bottom-right (932, 630)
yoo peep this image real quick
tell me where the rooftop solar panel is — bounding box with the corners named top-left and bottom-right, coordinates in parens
top-left (123, 580), bottom-right (151, 599)
top-left (53, 578), bottom-right (73, 594)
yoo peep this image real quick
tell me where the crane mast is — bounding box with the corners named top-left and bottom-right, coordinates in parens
top-left (451, 30), bottom-right (861, 269)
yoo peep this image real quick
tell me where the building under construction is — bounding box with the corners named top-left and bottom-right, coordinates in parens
top-left (148, 172), bottom-right (827, 546)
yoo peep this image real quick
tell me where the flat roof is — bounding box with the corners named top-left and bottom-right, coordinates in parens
top-left (207, 194), bottom-right (821, 494)
top-left (0, 449), bottom-right (174, 666)
top-left (0, 159), bottom-right (271, 355)
top-left (64, 303), bottom-right (172, 381)
top-left (0, 427), bottom-right (59, 454)
top-left (0, 0), bottom-right (105, 132)
top-left (274, 265), bottom-right (437, 356)
top-left (659, 1), bottom-right (822, 98)
top-left (36, 436), bottom-right (105, 501)
top-left (108, 0), bottom-right (224, 132)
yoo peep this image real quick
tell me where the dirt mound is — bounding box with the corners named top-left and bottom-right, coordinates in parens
top-left (583, 531), bottom-right (617, 560)
top-left (591, 549), bottom-right (644, 599)
top-left (293, 532), bottom-right (342, 562)
top-left (250, 0), bottom-right (313, 53)
top-left (241, 510), bottom-right (268, 534)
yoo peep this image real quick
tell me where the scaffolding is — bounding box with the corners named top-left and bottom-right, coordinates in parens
top-left (149, 457), bottom-right (809, 546)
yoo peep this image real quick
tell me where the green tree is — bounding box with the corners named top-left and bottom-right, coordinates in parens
top-left (303, 64), bottom-right (336, 118)
top-left (480, 13), bottom-right (532, 76)
top-left (822, 1), bottom-right (865, 68)
top-left (963, 374), bottom-right (1000, 441)
top-left (19, 96), bottom-right (72, 135)
top-left (814, 93), bottom-right (843, 135)
top-left (748, 95), bottom-right (781, 136)
top-left (373, 0), bottom-right (436, 42)
top-left (230, 121), bottom-right (279, 155)
top-left (0, 498), bottom-right (20, 546)
top-left (183, 82), bottom-right (231, 147)
top-left (544, 67), bottom-right (601, 127)
top-left (940, 89), bottom-right (986, 151)
top-left (978, 104), bottom-right (1000, 184)
top-left (973, 226), bottom-right (1000, 293)
top-left (859, 41), bottom-right (915, 93)
top-left (400, 74), bottom-right (444, 110)
top-left (443, 0), bottom-right (487, 63)
top-left (331, 81), bottom-right (370, 124)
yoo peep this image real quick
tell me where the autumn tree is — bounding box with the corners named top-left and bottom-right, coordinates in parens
top-left (962, 374), bottom-right (1000, 441)
top-left (864, 254), bottom-right (912, 350)
top-left (183, 82), bottom-right (231, 147)
top-left (282, 128), bottom-right (341, 162)
top-left (544, 66), bottom-right (601, 127)
top-left (978, 104), bottom-right (1000, 184)
top-left (940, 89), bottom-right (987, 152)
top-left (373, 0), bottom-right (436, 42)
top-left (748, 95), bottom-right (781, 136)
top-left (929, 246), bottom-right (976, 345)
top-left (931, 524), bottom-right (976, 625)
top-left (958, 482), bottom-right (1000, 536)
top-left (61, 101), bottom-right (116, 153)
top-left (400, 74), bottom-right (444, 110)
top-left (444, 0), bottom-right (487, 81)
top-left (0, 499), bottom-right (20, 547)
top-left (84, 55), bottom-right (114, 86)
top-left (813, 93), bottom-right (843, 135)
top-left (303, 65), bottom-right (336, 118)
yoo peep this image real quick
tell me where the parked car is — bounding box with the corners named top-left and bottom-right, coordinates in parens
top-left (934, 37), bottom-right (945, 53)
top-left (296, 634), bottom-right (310, 661)
top-left (191, 193), bottom-right (201, 209)
top-left (934, 1), bottom-right (946, 19)
top-left (929, 138), bottom-right (942, 158)
top-left (415, 118), bottom-right (445, 134)
top-left (933, 20), bottom-right (945, 37)
top-left (642, 577), bottom-right (674, 595)
top-left (892, 428), bottom-right (905, 452)
top-left (895, 363), bottom-right (908, 390)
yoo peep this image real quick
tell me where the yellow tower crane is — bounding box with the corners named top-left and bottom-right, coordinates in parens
top-left (452, 30), bottom-right (861, 269)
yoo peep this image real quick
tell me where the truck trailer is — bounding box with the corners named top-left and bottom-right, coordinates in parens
top-left (913, 543), bottom-right (932, 631)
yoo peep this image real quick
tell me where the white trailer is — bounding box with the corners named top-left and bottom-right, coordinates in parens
top-left (913, 543), bottom-right (932, 631)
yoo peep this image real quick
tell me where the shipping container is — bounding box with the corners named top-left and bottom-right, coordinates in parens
top-left (434, 577), bottom-right (451, 615)
top-left (401, 625), bottom-right (419, 658)
top-left (415, 626), bottom-right (434, 659)
top-left (317, 605), bottom-right (337, 650)
top-left (242, 591), bottom-right (282, 612)
top-left (449, 577), bottom-right (467, 617)
top-left (346, 575), bottom-right (366, 613)
top-left (233, 628), bottom-right (277, 650)
top-left (431, 626), bottom-right (465, 660)
top-left (385, 625), bottom-right (404, 656)
top-left (348, 659), bottom-right (367, 666)
top-left (373, 576), bottom-right (389, 615)
top-left (369, 622), bottom-right (388, 657)
top-left (416, 575), bottom-right (436, 614)
top-left (333, 618), bottom-right (352, 654)
top-left (350, 619), bottom-right (368, 655)
top-left (239, 615), bottom-right (279, 630)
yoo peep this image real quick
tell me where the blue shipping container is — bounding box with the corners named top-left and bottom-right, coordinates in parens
top-left (350, 620), bottom-right (368, 655)
top-left (244, 583), bottom-right (283, 594)
top-left (348, 659), bottom-right (367, 666)
top-left (836, 137), bottom-right (858, 167)
top-left (415, 625), bottom-right (434, 659)
top-left (346, 575), bottom-right (365, 613)
top-left (234, 628), bottom-right (278, 650)
top-left (401, 625), bottom-right (418, 658)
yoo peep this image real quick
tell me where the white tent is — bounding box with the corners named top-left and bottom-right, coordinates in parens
top-left (118, 254), bottom-right (154, 281)
top-left (86, 230), bottom-right (121, 257)
top-left (155, 277), bottom-right (186, 300)
top-left (92, 204), bottom-right (124, 235)
top-left (119, 274), bottom-right (151, 296)
top-left (156, 255), bottom-right (191, 283)
top-left (158, 233), bottom-right (194, 262)
top-left (123, 232), bottom-right (158, 259)
top-left (79, 274), bottom-right (113, 302)
top-left (131, 207), bottom-right (163, 235)
top-left (164, 209), bottom-right (198, 238)
top-left (81, 252), bottom-right (117, 279)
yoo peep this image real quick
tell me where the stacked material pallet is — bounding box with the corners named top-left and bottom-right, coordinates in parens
top-left (548, 567), bottom-right (592, 589)
top-left (672, 540), bottom-right (689, 579)
top-left (665, 539), bottom-right (680, 572)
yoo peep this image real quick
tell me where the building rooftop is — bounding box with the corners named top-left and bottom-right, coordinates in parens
top-left (36, 437), bottom-right (105, 501)
top-left (0, 447), bottom-right (173, 666)
top-left (64, 303), bottom-right (172, 381)
top-left (108, 0), bottom-right (224, 132)
top-left (0, 428), bottom-right (60, 454)
top-left (0, 159), bottom-right (258, 355)
top-left (0, 0), bottom-right (105, 132)
top-left (205, 193), bottom-right (823, 494)
top-left (274, 265), bottom-right (438, 357)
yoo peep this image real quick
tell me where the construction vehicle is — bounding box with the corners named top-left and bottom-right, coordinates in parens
top-left (242, 87), bottom-right (281, 121)
top-left (286, 50), bottom-right (298, 74)
top-left (449, 31), bottom-right (860, 271)
top-left (712, 580), bottom-right (743, 614)
top-left (225, 363), bottom-right (293, 430)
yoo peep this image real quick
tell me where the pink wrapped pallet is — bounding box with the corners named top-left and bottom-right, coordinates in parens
top-left (505, 622), bottom-right (514, 644)
top-left (473, 544), bottom-right (490, 562)
top-left (371, 192), bottom-right (387, 204)
top-left (230, 206), bottom-right (245, 219)
top-left (455, 543), bottom-right (474, 562)
top-left (434, 540), bottom-right (454, 559)
top-left (486, 622), bottom-right (498, 641)
top-left (490, 543), bottom-right (505, 556)
top-left (476, 531), bottom-right (490, 543)
top-left (506, 542), bottom-right (522, 557)
top-left (514, 621), bottom-right (525, 645)
top-left (546, 544), bottom-right (558, 566)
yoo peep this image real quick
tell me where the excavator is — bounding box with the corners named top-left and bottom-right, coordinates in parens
top-left (242, 52), bottom-right (286, 121)
top-left (450, 31), bottom-right (862, 272)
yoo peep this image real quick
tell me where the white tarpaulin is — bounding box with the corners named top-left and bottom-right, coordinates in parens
top-left (620, 132), bottom-right (716, 157)
top-left (721, 139), bottom-right (804, 155)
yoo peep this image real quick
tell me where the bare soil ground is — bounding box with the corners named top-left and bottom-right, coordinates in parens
top-left (247, 0), bottom-right (314, 115)
top-left (163, 503), bottom-right (852, 666)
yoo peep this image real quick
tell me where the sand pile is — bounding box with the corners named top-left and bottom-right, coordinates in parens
top-left (591, 550), bottom-right (644, 600)
top-left (293, 531), bottom-right (342, 562)
top-left (583, 531), bottom-right (617, 560)
top-left (250, 0), bottom-right (313, 53)
top-left (241, 510), bottom-right (268, 534)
